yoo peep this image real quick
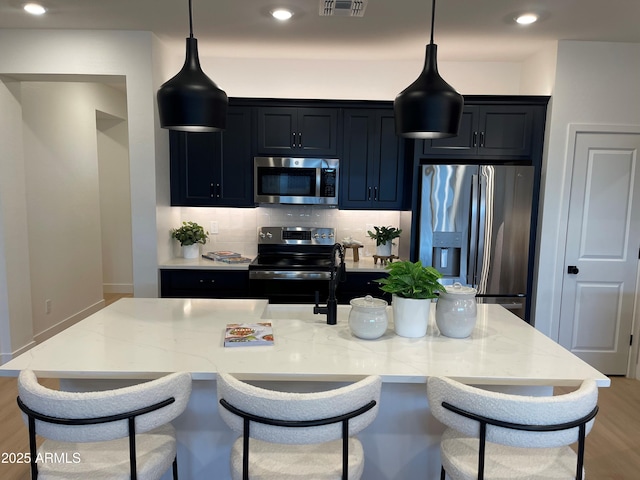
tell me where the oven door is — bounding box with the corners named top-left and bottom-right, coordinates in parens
top-left (249, 270), bottom-right (330, 304)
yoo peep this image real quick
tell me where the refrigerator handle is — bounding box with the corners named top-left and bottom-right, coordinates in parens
top-left (476, 167), bottom-right (488, 292)
top-left (468, 174), bottom-right (479, 285)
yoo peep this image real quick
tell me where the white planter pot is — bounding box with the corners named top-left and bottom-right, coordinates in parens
top-left (182, 244), bottom-right (200, 259)
top-left (376, 243), bottom-right (392, 257)
top-left (392, 295), bottom-right (431, 338)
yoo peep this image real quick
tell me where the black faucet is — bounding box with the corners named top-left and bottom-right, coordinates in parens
top-left (314, 243), bottom-right (346, 325)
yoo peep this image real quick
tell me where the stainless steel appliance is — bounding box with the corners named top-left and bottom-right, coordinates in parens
top-left (417, 164), bottom-right (535, 321)
top-left (254, 157), bottom-right (339, 205)
top-left (249, 226), bottom-right (342, 304)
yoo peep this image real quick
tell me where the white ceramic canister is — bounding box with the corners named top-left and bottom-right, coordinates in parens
top-left (435, 282), bottom-right (478, 338)
top-left (348, 295), bottom-right (389, 340)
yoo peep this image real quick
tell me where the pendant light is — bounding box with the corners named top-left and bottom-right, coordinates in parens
top-left (394, 0), bottom-right (463, 139)
top-left (157, 0), bottom-right (228, 131)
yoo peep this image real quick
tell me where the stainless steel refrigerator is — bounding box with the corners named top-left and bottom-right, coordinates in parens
top-left (417, 164), bottom-right (535, 321)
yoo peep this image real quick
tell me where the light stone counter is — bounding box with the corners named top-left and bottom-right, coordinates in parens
top-left (159, 254), bottom-right (391, 272)
top-left (0, 299), bottom-right (608, 480)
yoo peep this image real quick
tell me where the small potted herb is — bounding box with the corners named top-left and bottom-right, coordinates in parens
top-left (367, 226), bottom-right (402, 257)
top-left (171, 221), bottom-right (208, 258)
top-left (375, 260), bottom-right (442, 337)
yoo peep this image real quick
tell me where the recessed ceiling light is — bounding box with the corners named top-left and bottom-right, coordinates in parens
top-left (24, 3), bottom-right (46, 15)
top-left (515, 13), bottom-right (538, 25)
top-left (271, 8), bottom-right (293, 21)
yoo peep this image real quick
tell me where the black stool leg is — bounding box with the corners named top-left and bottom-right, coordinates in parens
top-left (173, 457), bottom-right (178, 479)
top-left (440, 465), bottom-right (446, 480)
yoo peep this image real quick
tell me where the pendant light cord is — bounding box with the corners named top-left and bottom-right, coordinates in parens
top-left (429, 0), bottom-right (436, 45)
top-left (188, 0), bottom-right (194, 38)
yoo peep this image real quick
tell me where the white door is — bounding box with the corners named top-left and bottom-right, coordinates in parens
top-left (559, 132), bottom-right (640, 375)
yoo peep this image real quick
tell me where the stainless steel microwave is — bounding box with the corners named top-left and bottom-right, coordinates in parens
top-left (254, 157), bottom-right (339, 205)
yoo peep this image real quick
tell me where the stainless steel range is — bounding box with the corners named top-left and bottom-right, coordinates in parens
top-left (249, 226), bottom-right (342, 305)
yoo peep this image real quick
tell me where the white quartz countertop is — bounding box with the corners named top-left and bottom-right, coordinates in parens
top-left (159, 255), bottom-right (391, 272)
top-left (0, 298), bottom-right (609, 387)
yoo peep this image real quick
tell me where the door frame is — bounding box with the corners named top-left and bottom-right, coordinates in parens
top-left (556, 124), bottom-right (640, 379)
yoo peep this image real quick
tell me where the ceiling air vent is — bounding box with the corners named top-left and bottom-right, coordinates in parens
top-left (319, 0), bottom-right (368, 17)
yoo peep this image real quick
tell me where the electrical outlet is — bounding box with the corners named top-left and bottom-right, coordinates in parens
top-left (210, 221), bottom-right (219, 234)
top-left (45, 299), bottom-right (52, 314)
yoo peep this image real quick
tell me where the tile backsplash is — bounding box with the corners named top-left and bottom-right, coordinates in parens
top-left (177, 206), bottom-right (404, 259)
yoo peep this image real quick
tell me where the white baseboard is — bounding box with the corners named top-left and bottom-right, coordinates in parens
top-left (103, 283), bottom-right (134, 294)
top-left (1, 340), bottom-right (36, 365)
top-left (33, 299), bottom-right (106, 345)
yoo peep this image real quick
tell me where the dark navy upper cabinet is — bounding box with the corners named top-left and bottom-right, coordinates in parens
top-left (257, 107), bottom-right (338, 156)
top-left (170, 106), bottom-right (254, 207)
top-left (340, 108), bottom-right (408, 210)
top-left (417, 102), bottom-right (546, 160)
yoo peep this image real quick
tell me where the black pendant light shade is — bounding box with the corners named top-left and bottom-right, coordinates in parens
top-left (157, 0), bottom-right (228, 132)
top-left (394, 0), bottom-right (463, 139)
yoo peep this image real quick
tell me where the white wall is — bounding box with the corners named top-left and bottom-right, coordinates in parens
top-left (533, 42), bottom-right (640, 351)
top-left (0, 29), bottom-right (159, 359)
top-left (0, 78), bottom-right (34, 361)
top-left (97, 111), bottom-right (133, 294)
top-left (172, 56), bottom-right (528, 100)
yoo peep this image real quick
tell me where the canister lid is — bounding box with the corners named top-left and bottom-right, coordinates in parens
top-left (441, 282), bottom-right (477, 295)
top-left (350, 295), bottom-right (388, 308)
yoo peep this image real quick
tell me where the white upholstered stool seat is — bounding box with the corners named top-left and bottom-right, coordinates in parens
top-left (440, 428), bottom-right (586, 479)
top-left (230, 436), bottom-right (365, 479)
top-left (34, 424), bottom-right (176, 480)
top-left (427, 376), bottom-right (598, 480)
top-left (217, 373), bottom-right (381, 480)
top-left (17, 370), bottom-right (192, 480)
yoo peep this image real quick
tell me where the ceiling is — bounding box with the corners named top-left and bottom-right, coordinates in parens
top-left (2, 0), bottom-right (640, 62)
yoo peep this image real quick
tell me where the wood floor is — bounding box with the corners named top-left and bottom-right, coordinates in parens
top-left (0, 294), bottom-right (638, 479)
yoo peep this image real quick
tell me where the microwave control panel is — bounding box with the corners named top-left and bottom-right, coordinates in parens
top-left (320, 168), bottom-right (337, 197)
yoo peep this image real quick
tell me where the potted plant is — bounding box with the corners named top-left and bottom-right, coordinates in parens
top-left (367, 226), bottom-right (402, 257)
top-left (171, 221), bottom-right (208, 259)
top-left (375, 260), bottom-right (442, 337)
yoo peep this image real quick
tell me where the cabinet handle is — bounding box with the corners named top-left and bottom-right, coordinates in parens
top-left (374, 186), bottom-right (378, 201)
top-left (210, 183), bottom-right (215, 198)
top-left (367, 186), bottom-right (372, 201)
top-left (216, 183), bottom-right (221, 199)
top-left (473, 132), bottom-right (478, 147)
top-left (292, 132), bottom-right (296, 148)
top-left (199, 279), bottom-right (216, 283)
top-left (480, 132), bottom-right (485, 147)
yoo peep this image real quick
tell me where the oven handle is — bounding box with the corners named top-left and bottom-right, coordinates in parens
top-left (249, 270), bottom-right (332, 280)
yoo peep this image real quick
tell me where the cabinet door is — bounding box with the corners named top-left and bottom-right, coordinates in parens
top-left (373, 112), bottom-right (405, 209)
top-left (170, 107), bottom-right (254, 207)
top-left (340, 110), bottom-right (376, 208)
top-left (170, 130), bottom-right (221, 206)
top-left (257, 107), bottom-right (297, 155)
top-left (419, 107), bottom-right (478, 157)
top-left (478, 106), bottom-right (535, 158)
top-left (160, 269), bottom-right (250, 298)
top-left (297, 108), bottom-right (338, 156)
top-left (257, 107), bottom-right (338, 156)
top-left (340, 109), bottom-right (406, 210)
top-left (336, 271), bottom-right (391, 304)
top-left (219, 107), bottom-right (254, 206)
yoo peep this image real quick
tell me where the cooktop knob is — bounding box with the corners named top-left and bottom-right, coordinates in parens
top-left (266, 232), bottom-right (273, 238)
top-left (259, 232), bottom-right (266, 238)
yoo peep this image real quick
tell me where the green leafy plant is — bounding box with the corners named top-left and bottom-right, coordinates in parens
top-left (170, 221), bottom-right (209, 246)
top-left (375, 260), bottom-right (443, 299)
top-left (367, 226), bottom-right (402, 246)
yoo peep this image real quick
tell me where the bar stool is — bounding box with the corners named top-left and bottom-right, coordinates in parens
top-left (426, 376), bottom-right (599, 480)
top-left (17, 370), bottom-right (192, 479)
top-left (217, 373), bottom-right (382, 480)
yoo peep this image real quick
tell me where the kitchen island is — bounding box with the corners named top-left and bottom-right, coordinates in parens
top-left (0, 298), bottom-right (608, 480)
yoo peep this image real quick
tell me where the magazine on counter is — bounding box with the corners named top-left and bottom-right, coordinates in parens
top-left (202, 251), bottom-right (251, 262)
top-left (224, 323), bottom-right (274, 347)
